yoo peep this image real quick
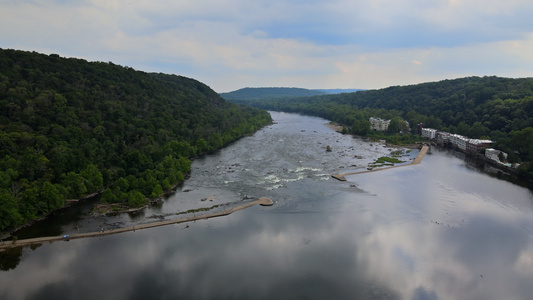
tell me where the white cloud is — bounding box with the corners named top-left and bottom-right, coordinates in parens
top-left (1, 0), bottom-right (533, 91)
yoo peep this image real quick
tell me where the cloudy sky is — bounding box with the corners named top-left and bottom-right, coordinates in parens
top-left (2, 0), bottom-right (533, 92)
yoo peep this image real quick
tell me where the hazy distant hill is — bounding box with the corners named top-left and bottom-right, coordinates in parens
top-left (220, 87), bottom-right (326, 100)
top-left (220, 87), bottom-right (364, 101)
top-left (0, 48), bottom-right (272, 230)
top-left (315, 89), bottom-right (365, 94)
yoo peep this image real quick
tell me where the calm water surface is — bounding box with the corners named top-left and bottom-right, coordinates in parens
top-left (1, 112), bottom-right (533, 300)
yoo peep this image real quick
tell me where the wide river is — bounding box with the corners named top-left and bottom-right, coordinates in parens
top-left (2, 112), bottom-right (533, 300)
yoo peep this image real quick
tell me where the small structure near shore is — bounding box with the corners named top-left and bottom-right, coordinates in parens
top-left (258, 197), bottom-right (274, 206)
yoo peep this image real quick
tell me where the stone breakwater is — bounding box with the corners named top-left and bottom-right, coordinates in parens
top-left (332, 145), bottom-right (429, 181)
top-left (0, 198), bottom-right (274, 250)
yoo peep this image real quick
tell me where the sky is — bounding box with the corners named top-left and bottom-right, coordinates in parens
top-left (1, 0), bottom-right (533, 92)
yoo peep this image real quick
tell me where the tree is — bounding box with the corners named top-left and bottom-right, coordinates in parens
top-left (127, 191), bottom-right (145, 207)
top-left (209, 133), bottom-right (223, 150)
top-left (470, 121), bottom-right (490, 138)
top-left (61, 172), bottom-right (87, 198)
top-left (114, 177), bottom-right (129, 192)
top-left (456, 121), bottom-right (470, 136)
top-left (40, 181), bottom-right (64, 212)
top-left (398, 120), bottom-right (410, 132)
top-left (352, 120), bottom-right (370, 136)
top-left (80, 164), bottom-right (103, 192)
top-left (387, 117), bottom-right (401, 133)
top-left (196, 139), bottom-right (208, 154)
top-left (161, 178), bottom-right (171, 190)
top-left (517, 162), bottom-right (533, 178)
top-left (0, 189), bottom-right (22, 230)
top-left (510, 127), bottom-right (533, 155)
top-left (0, 168), bottom-right (17, 189)
top-left (151, 184), bottom-right (163, 198)
top-left (101, 187), bottom-right (118, 204)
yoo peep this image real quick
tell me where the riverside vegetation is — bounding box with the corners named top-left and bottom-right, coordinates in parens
top-left (222, 77), bottom-right (533, 180)
top-left (0, 49), bottom-right (272, 231)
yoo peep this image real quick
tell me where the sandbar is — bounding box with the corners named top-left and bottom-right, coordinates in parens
top-left (332, 145), bottom-right (429, 181)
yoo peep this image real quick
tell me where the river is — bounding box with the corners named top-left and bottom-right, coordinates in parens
top-left (1, 112), bottom-right (533, 300)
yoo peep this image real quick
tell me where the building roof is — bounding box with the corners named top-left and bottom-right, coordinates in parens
top-left (468, 139), bottom-right (494, 145)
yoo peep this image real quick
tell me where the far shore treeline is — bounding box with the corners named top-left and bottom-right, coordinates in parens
top-left (0, 48), bottom-right (272, 231)
top-left (223, 77), bottom-right (533, 180)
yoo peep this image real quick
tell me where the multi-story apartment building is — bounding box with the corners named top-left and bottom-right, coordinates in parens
top-left (421, 128), bottom-right (437, 139)
top-left (466, 139), bottom-right (494, 153)
top-left (369, 117), bottom-right (390, 131)
top-left (485, 148), bottom-right (507, 163)
top-left (424, 130), bottom-right (494, 153)
top-left (448, 134), bottom-right (465, 150)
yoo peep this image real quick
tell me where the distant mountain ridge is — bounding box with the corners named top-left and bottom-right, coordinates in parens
top-left (220, 87), bottom-right (364, 101)
top-left (220, 87), bottom-right (326, 100)
top-left (315, 89), bottom-right (365, 94)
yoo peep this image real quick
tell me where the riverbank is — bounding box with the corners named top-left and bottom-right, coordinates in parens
top-left (0, 171), bottom-right (193, 241)
top-left (0, 198), bottom-right (274, 250)
top-left (0, 188), bottom-right (109, 240)
top-left (325, 122), bottom-right (344, 132)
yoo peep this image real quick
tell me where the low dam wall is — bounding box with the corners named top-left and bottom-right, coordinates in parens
top-left (0, 198), bottom-right (274, 250)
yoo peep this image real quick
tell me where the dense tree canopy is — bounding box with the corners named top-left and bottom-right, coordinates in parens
top-left (228, 76), bottom-right (533, 179)
top-left (0, 48), bottom-right (272, 230)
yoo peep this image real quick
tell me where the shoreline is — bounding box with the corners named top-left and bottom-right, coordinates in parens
top-left (0, 190), bottom-right (103, 241)
top-left (0, 121), bottom-right (273, 240)
top-left (0, 175), bottom-right (190, 241)
top-left (0, 198), bottom-right (274, 250)
top-left (324, 122), bottom-right (344, 132)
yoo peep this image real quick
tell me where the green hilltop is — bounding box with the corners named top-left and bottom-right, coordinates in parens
top-left (220, 87), bottom-right (327, 101)
top-left (0, 48), bottom-right (272, 231)
top-left (220, 87), bottom-right (364, 102)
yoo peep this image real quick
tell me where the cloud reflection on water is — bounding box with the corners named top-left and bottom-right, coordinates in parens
top-left (2, 114), bottom-right (533, 300)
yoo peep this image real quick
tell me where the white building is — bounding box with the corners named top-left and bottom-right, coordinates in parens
top-left (436, 131), bottom-right (450, 144)
top-left (466, 139), bottom-right (494, 153)
top-left (449, 134), bottom-right (468, 151)
top-left (369, 117), bottom-right (391, 131)
top-left (485, 148), bottom-right (507, 163)
top-left (421, 128), bottom-right (438, 139)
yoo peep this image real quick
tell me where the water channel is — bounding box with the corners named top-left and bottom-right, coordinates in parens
top-left (1, 112), bottom-right (533, 300)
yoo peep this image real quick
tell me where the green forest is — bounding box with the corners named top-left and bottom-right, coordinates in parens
top-left (227, 76), bottom-right (533, 180)
top-left (0, 48), bottom-right (272, 231)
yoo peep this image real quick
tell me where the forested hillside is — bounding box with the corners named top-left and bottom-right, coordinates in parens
top-left (234, 76), bottom-right (533, 179)
top-left (0, 48), bottom-right (272, 231)
top-left (220, 87), bottom-right (326, 101)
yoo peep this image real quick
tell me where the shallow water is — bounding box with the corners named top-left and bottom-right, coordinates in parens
top-left (2, 112), bottom-right (533, 300)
